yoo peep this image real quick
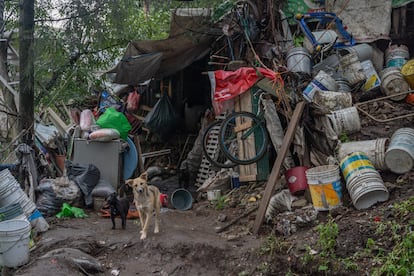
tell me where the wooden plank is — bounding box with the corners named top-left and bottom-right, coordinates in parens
top-left (239, 174), bottom-right (257, 182)
top-left (134, 135), bottom-right (144, 175)
top-left (253, 101), bottom-right (305, 235)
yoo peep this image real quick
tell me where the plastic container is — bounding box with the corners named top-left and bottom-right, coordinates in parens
top-left (334, 77), bottom-right (352, 92)
top-left (340, 43), bottom-right (373, 62)
top-left (401, 59), bottom-right (414, 89)
top-left (340, 152), bottom-right (388, 209)
top-left (0, 219), bottom-right (31, 267)
top-left (0, 203), bottom-right (27, 222)
top-left (346, 169), bottom-right (389, 210)
top-left (207, 189), bottom-right (222, 201)
top-left (385, 44), bottom-right (409, 68)
top-left (327, 106), bottom-right (361, 135)
top-left (287, 47), bottom-right (312, 75)
top-left (285, 166), bottom-right (309, 195)
top-left (339, 152), bottom-right (377, 183)
top-left (171, 189), bottom-right (193, 211)
top-left (302, 70), bottom-right (338, 101)
top-left (385, 128), bottom-right (414, 174)
top-left (305, 165), bottom-right (342, 211)
top-left (338, 138), bottom-right (389, 171)
top-left (313, 90), bottom-right (352, 111)
top-left (339, 52), bottom-right (366, 85)
top-left (361, 60), bottom-right (381, 92)
top-left (380, 67), bottom-right (410, 101)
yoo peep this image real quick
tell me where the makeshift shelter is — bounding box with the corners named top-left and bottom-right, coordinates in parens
top-left (107, 9), bottom-right (217, 85)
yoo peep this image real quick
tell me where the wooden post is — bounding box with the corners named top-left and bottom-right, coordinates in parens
top-left (252, 102), bottom-right (305, 235)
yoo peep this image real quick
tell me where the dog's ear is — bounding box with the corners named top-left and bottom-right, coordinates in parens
top-left (140, 172), bottom-right (148, 181)
top-left (125, 179), bottom-right (134, 187)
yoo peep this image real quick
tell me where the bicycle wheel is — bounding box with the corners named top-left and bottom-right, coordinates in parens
top-left (202, 120), bottom-right (237, 169)
top-left (219, 111), bottom-right (268, 165)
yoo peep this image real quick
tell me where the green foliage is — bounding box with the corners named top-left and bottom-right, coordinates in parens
top-left (316, 216), bottom-right (339, 257)
top-left (212, 195), bottom-right (228, 210)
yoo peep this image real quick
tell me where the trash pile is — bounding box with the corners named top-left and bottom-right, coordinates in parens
top-left (197, 0), bottom-right (414, 228)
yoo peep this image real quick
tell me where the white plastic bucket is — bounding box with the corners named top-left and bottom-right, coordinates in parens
top-left (327, 106), bottom-right (361, 135)
top-left (313, 90), bottom-right (352, 111)
top-left (338, 138), bottom-right (389, 171)
top-left (380, 67), bottom-right (410, 101)
top-left (385, 128), bottom-right (414, 174)
top-left (305, 165), bottom-right (342, 211)
top-left (334, 77), bottom-right (352, 92)
top-left (339, 52), bottom-right (366, 85)
top-left (207, 189), bottom-right (222, 201)
top-left (340, 152), bottom-right (377, 184)
top-left (346, 170), bottom-right (389, 210)
top-left (302, 70), bottom-right (338, 101)
top-left (287, 47), bottom-right (311, 75)
top-left (361, 60), bottom-right (381, 92)
top-left (0, 169), bottom-right (36, 216)
top-left (0, 203), bottom-right (28, 222)
top-left (385, 44), bottom-right (409, 68)
top-left (0, 219), bottom-right (31, 267)
top-left (304, 30), bottom-right (338, 53)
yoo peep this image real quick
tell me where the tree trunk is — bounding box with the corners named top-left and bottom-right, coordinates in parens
top-left (19, 0), bottom-right (35, 144)
top-left (0, 0), bottom-right (18, 139)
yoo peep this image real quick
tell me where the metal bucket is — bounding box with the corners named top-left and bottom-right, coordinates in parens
top-left (302, 70), bottom-right (338, 101)
top-left (401, 59), bottom-right (414, 89)
top-left (385, 44), bottom-right (409, 68)
top-left (380, 67), bottom-right (410, 101)
top-left (385, 128), bottom-right (414, 174)
top-left (287, 47), bottom-right (312, 75)
top-left (327, 106), bottom-right (361, 135)
top-left (306, 165), bottom-right (342, 211)
top-left (338, 138), bottom-right (389, 171)
top-left (339, 52), bottom-right (366, 85)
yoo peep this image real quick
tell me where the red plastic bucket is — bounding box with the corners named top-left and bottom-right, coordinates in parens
top-left (285, 166), bottom-right (309, 195)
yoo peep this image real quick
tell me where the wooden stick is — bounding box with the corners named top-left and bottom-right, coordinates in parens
top-left (252, 102), bottom-right (305, 235)
top-left (215, 206), bottom-right (259, 233)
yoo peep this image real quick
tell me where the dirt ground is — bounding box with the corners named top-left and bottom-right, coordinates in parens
top-left (5, 99), bottom-right (414, 276)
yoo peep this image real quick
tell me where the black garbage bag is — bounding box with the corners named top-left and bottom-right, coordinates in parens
top-left (66, 160), bottom-right (100, 208)
top-left (144, 92), bottom-right (178, 141)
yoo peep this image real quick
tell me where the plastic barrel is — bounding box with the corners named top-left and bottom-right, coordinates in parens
top-left (385, 128), bottom-right (414, 174)
top-left (305, 165), bottom-right (342, 211)
top-left (0, 219), bottom-right (31, 267)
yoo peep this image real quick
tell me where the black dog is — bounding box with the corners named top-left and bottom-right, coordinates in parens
top-left (105, 192), bottom-right (130, 230)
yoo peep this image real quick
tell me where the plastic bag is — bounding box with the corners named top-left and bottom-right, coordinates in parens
top-left (66, 160), bottom-right (100, 208)
top-left (91, 179), bottom-right (116, 197)
top-left (127, 91), bottom-right (141, 113)
top-left (89, 128), bottom-right (120, 141)
top-left (96, 107), bottom-right (131, 140)
top-left (144, 93), bottom-right (178, 140)
top-left (56, 203), bottom-right (88, 218)
top-left (80, 109), bottom-right (96, 131)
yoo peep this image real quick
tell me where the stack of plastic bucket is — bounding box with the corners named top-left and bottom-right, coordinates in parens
top-left (305, 165), bottom-right (342, 211)
top-left (0, 219), bottom-right (31, 267)
top-left (0, 169), bottom-right (49, 232)
top-left (340, 152), bottom-right (389, 210)
top-left (0, 203), bottom-right (27, 222)
top-left (385, 128), bottom-right (414, 174)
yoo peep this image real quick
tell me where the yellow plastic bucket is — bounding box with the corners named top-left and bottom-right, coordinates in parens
top-left (401, 59), bottom-right (414, 89)
top-left (305, 165), bottom-right (342, 211)
top-left (340, 152), bottom-right (375, 183)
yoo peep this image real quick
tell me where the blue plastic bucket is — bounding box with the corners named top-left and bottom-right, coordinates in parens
top-left (171, 189), bottom-right (193, 211)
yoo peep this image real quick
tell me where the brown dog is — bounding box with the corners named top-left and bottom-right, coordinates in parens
top-left (126, 172), bottom-right (161, 239)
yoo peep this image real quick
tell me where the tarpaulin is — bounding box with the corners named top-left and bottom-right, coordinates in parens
top-left (325, 0), bottom-right (392, 43)
top-left (392, 0), bottom-right (414, 8)
top-left (208, 67), bottom-right (280, 115)
top-left (107, 11), bottom-right (216, 85)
